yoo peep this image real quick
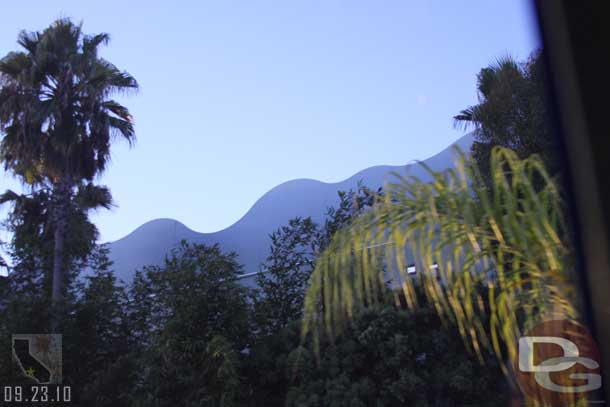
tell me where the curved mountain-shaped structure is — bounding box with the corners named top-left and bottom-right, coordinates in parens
top-left (108, 134), bottom-right (473, 284)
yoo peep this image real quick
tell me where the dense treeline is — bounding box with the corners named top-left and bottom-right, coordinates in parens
top-left (0, 186), bottom-right (507, 406)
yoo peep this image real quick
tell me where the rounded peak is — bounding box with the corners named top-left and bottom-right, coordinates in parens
top-left (112, 218), bottom-right (194, 244)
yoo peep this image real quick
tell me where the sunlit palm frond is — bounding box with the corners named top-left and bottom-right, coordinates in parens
top-left (302, 147), bottom-right (576, 372)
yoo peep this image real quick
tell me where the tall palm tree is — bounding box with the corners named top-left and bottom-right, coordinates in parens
top-left (0, 19), bottom-right (138, 329)
top-left (302, 148), bottom-right (577, 376)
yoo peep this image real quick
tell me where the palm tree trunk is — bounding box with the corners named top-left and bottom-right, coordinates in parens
top-left (51, 177), bottom-right (70, 332)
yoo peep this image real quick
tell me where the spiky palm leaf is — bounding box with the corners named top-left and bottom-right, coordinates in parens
top-left (302, 147), bottom-right (576, 373)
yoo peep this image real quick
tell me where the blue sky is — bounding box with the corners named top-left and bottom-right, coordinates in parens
top-left (0, 0), bottom-right (540, 244)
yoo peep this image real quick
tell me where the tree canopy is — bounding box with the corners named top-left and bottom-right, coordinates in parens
top-left (454, 52), bottom-right (560, 184)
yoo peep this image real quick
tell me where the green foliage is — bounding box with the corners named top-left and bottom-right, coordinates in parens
top-left (243, 304), bottom-right (508, 407)
top-left (66, 245), bottom-right (135, 406)
top-left (1, 161), bottom-right (537, 407)
top-left (454, 52), bottom-right (560, 183)
top-left (320, 184), bottom-right (380, 250)
top-left (129, 241), bottom-right (250, 407)
top-left (245, 186), bottom-right (385, 405)
top-left (0, 243), bottom-right (136, 406)
top-left (288, 306), bottom-right (507, 407)
top-left (303, 148), bottom-right (576, 375)
top-left (1, 183), bottom-right (109, 285)
top-left (241, 320), bottom-right (303, 407)
top-left (254, 185), bottom-right (381, 336)
top-left (255, 217), bottom-right (321, 334)
top-left (242, 302), bottom-right (508, 407)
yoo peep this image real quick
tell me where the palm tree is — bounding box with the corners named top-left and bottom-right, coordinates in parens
top-left (302, 148), bottom-right (577, 376)
top-left (453, 53), bottom-right (558, 183)
top-left (0, 19), bottom-right (138, 329)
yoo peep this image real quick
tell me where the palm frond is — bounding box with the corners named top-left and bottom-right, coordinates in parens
top-left (452, 106), bottom-right (477, 131)
top-left (0, 189), bottom-right (22, 205)
top-left (302, 147), bottom-right (576, 372)
top-left (74, 183), bottom-right (114, 210)
top-left (82, 33), bottom-right (110, 56)
top-left (16, 30), bottom-right (41, 54)
top-left (0, 52), bottom-right (32, 78)
top-left (91, 59), bottom-right (139, 93)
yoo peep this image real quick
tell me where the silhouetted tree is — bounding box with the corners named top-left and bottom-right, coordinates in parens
top-left (0, 19), bottom-right (138, 327)
top-left (129, 242), bottom-right (250, 407)
top-left (454, 52), bottom-right (559, 184)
